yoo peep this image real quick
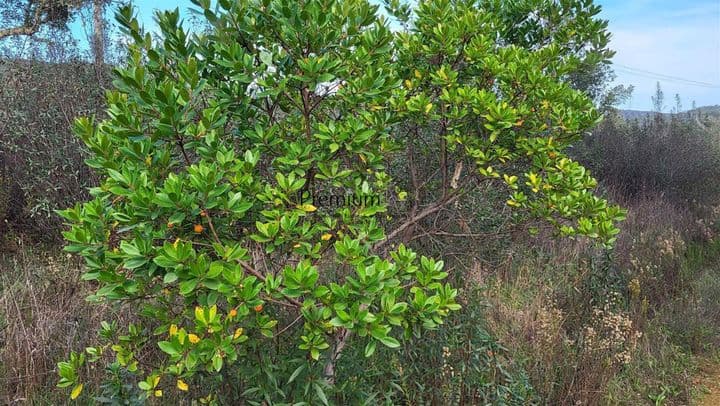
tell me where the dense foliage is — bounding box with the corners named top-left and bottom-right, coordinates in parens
top-left (578, 109), bottom-right (720, 207)
top-left (0, 61), bottom-right (105, 238)
top-left (57, 0), bottom-right (623, 402)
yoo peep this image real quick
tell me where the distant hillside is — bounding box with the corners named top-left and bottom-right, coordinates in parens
top-left (619, 105), bottom-right (720, 121)
top-left (691, 105), bottom-right (720, 118)
top-left (618, 109), bottom-right (666, 121)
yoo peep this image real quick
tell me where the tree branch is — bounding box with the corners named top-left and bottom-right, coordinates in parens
top-left (324, 327), bottom-right (350, 385)
top-left (374, 191), bottom-right (462, 251)
top-left (0, 3), bottom-right (43, 39)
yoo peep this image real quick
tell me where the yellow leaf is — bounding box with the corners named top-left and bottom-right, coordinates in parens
top-left (70, 383), bottom-right (83, 400)
top-left (404, 79), bottom-right (413, 89)
top-left (321, 233), bottom-right (332, 241)
top-left (297, 204), bottom-right (317, 212)
top-left (173, 238), bottom-right (180, 249)
top-left (177, 379), bottom-right (189, 391)
top-left (169, 324), bottom-right (178, 336)
top-left (154, 390), bottom-right (163, 397)
top-left (188, 334), bottom-right (200, 344)
top-left (233, 327), bottom-right (244, 339)
top-left (414, 69), bottom-right (421, 79)
top-left (424, 103), bottom-right (433, 114)
top-left (293, 243), bottom-right (301, 248)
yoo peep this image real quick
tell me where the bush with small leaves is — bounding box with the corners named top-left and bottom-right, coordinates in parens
top-left (57, 0), bottom-right (623, 402)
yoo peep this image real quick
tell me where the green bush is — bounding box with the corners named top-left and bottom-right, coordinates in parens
top-left (577, 111), bottom-right (720, 207)
top-left (0, 152), bottom-right (25, 235)
top-left (56, 0), bottom-right (622, 402)
top-left (0, 60), bottom-right (105, 239)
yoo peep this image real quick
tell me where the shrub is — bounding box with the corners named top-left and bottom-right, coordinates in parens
top-left (0, 152), bottom-right (26, 236)
top-left (57, 0), bottom-right (622, 402)
top-left (0, 60), bottom-right (105, 239)
top-left (577, 111), bottom-right (720, 207)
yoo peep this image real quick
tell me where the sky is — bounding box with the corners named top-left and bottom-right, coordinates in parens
top-left (69, 0), bottom-right (720, 111)
top-left (595, 0), bottom-right (720, 110)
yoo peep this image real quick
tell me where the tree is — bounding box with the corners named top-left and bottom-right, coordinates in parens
top-left (0, 0), bottom-right (87, 39)
top-left (652, 81), bottom-right (665, 113)
top-left (57, 0), bottom-right (623, 402)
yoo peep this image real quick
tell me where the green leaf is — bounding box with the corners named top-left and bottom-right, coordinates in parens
top-left (378, 335), bottom-right (400, 348)
top-left (157, 341), bottom-right (178, 356)
top-left (287, 365), bottom-right (305, 384)
top-left (314, 383), bottom-right (329, 406)
top-left (179, 279), bottom-right (199, 295)
top-left (163, 272), bottom-right (178, 283)
top-left (364, 340), bottom-right (376, 357)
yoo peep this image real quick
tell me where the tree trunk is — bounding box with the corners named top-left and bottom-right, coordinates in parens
top-left (92, 0), bottom-right (105, 73)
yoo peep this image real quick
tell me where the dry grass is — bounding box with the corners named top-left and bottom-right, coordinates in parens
top-left (0, 238), bottom-right (107, 404)
top-left (477, 191), bottom-right (720, 405)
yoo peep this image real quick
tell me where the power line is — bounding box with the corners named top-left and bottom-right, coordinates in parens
top-left (613, 63), bottom-right (720, 88)
top-left (615, 63), bottom-right (719, 87)
top-left (616, 68), bottom-right (720, 88)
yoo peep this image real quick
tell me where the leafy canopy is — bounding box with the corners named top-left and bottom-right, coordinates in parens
top-left (58, 0), bottom-right (623, 402)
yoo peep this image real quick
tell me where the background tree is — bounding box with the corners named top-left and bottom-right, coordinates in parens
top-left (0, 0), bottom-right (88, 39)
